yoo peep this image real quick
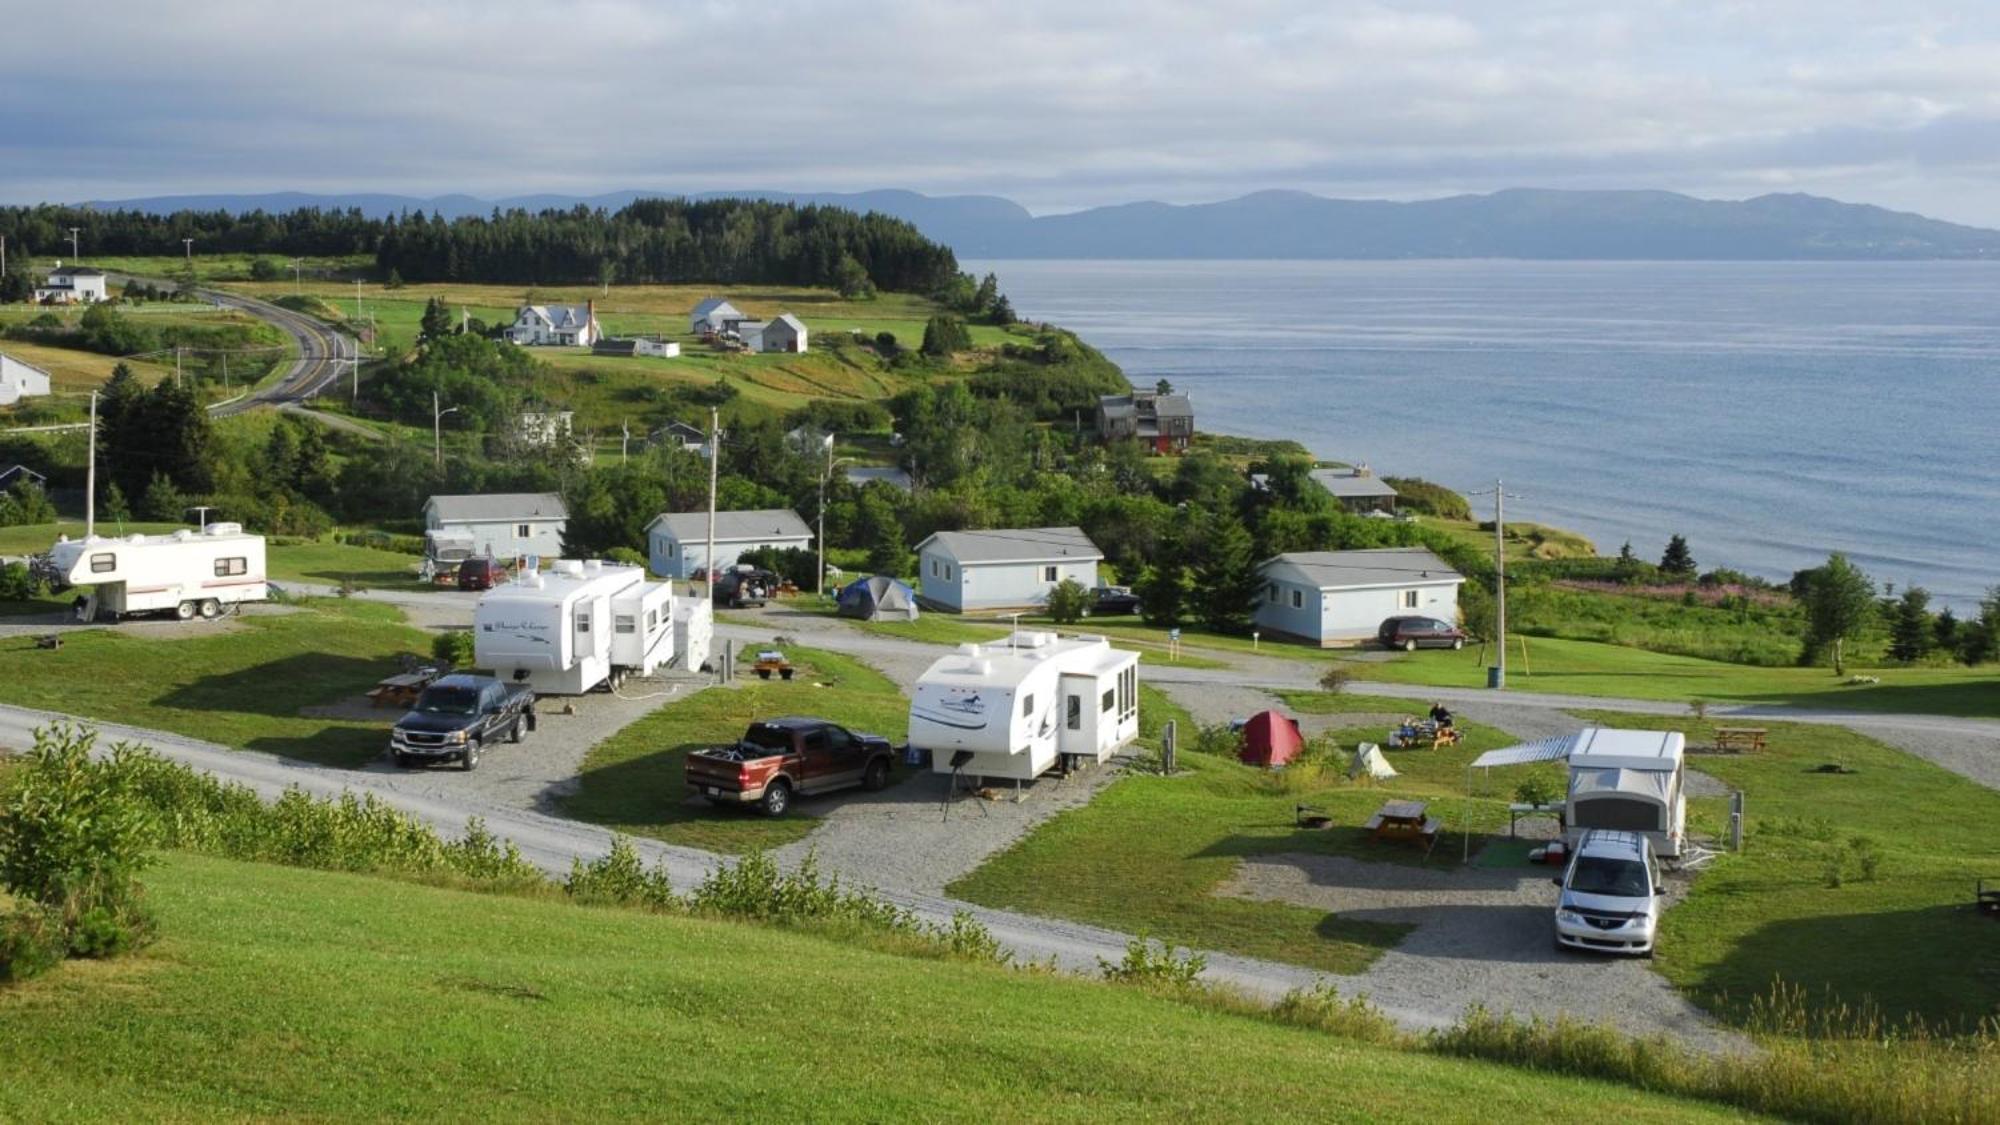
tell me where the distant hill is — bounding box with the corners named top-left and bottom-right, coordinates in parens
top-left (75, 186), bottom-right (2000, 260)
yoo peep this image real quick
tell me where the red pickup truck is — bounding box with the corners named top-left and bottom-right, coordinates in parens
top-left (686, 717), bottom-right (895, 816)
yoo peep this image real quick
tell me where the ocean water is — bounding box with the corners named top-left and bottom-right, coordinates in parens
top-left (968, 259), bottom-right (2000, 608)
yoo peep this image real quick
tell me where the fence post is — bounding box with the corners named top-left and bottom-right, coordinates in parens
top-left (1162, 720), bottom-right (1177, 774)
top-left (1729, 791), bottom-right (1744, 852)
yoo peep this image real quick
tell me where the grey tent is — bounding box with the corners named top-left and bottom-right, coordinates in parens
top-left (837, 575), bottom-right (919, 621)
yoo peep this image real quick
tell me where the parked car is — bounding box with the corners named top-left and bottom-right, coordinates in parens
top-left (686, 717), bottom-right (895, 816)
top-left (388, 674), bottom-right (535, 770)
top-left (714, 565), bottom-right (780, 608)
top-left (1089, 584), bottom-right (1143, 616)
top-left (1551, 830), bottom-right (1663, 957)
top-left (458, 557), bottom-right (506, 591)
top-left (1377, 615), bottom-right (1466, 651)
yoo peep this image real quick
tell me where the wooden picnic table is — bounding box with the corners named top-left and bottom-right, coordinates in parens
top-left (1365, 799), bottom-right (1442, 847)
top-left (1713, 727), bottom-right (1768, 753)
top-left (368, 670), bottom-right (440, 708)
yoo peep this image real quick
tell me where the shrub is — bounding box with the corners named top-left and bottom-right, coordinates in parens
top-left (1513, 771), bottom-right (1561, 807)
top-left (1046, 578), bottom-right (1090, 624)
top-left (1099, 935), bottom-right (1207, 992)
top-left (0, 726), bottom-right (156, 917)
top-left (1381, 477), bottom-right (1471, 521)
top-left (565, 837), bottom-right (677, 911)
top-left (1317, 665), bottom-right (1351, 693)
top-left (605, 546), bottom-right (646, 568)
top-left (1269, 982), bottom-right (1405, 1045)
top-left (1190, 723), bottom-right (1242, 759)
top-left (0, 902), bottom-right (66, 983)
top-left (0, 561), bottom-right (44, 601)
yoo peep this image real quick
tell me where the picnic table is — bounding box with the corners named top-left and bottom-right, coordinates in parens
top-left (753, 651), bottom-right (795, 681)
top-left (1388, 719), bottom-right (1461, 750)
top-left (1364, 799), bottom-right (1442, 848)
top-left (1713, 727), bottom-right (1768, 753)
top-left (368, 669), bottom-right (441, 708)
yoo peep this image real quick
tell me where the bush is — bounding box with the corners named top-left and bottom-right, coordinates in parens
top-left (1269, 982), bottom-right (1405, 1045)
top-left (1099, 935), bottom-right (1207, 992)
top-left (0, 561), bottom-right (44, 601)
top-left (1046, 578), bottom-right (1090, 625)
top-left (0, 902), bottom-right (66, 983)
top-left (565, 837), bottom-right (677, 911)
top-left (431, 630), bottom-right (476, 669)
top-left (1191, 723), bottom-right (1242, 759)
top-left (1512, 770), bottom-right (1562, 807)
top-left (1381, 477), bottom-right (1472, 521)
top-left (605, 546), bottom-right (646, 568)
top-left (1317, 665), bottom-right (1351, 693)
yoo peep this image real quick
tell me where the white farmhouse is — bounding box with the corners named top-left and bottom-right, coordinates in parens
top-left (504, 302), bottom-right (600, 347)
top-left (690, 298), bottom-right (746, 336)
top-left (34, 263), bottom-right (108, 304)
top-left (646, 508), bottom-right (813, 580)
top-left (1255, 547), bottom-right (1463, 647)
top-left (423, 493), bottom-right (568, 562)
top-left (915, 527), bottom-right (1102, 614)
top-left (0, 352), bottom-right (53, 406)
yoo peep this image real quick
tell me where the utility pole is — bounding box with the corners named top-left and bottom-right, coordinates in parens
top-left (621, 419), bottom-right (630, 464)
top-left (175, 346), bottom-right (184, 389)
top-left (85, 391), bottom-right (97, 538)
top-left (66, 227), bottom-right (80, 261)
top-left (2, 234), bottom-right (8, 278)
top-left (432, 391), bottom-right (459, 468)
top-left (1470, 479), bottom-right (1520, 689)
top-left (353, 279), bottom-right (363, 327)
top-left (816, 433), bottom-right (845, 599)
top-left (292, 258), bottom-right (303, 294)
top-left (704, 406), bottom-right (720, 598)
top-left (182, 238), bottom-right (194, 270)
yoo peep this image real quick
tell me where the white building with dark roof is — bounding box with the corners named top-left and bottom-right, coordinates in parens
top-left (0, 352), bottom-right (53, 406)
top-left (504, 302), bottom-right (600, 347)
top-left (914, 526), bottom-right (1102, 614)
top-left (422, 492), bottom-right (569, 561)
top-left (1255, 547), bottom-right (1463, 646)
top-left (34, 263), bottom-right (107, 304)
top-left (646, 508), bottom-right (813, 579)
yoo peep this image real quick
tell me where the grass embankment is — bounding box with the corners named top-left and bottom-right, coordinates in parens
top-left (560, 647), bottom-right (911, 853)
top-left (0, 851), bottom-right (1741, 1122)
top-left (0, 599), bottom-right (426, 766)
top-left (1343, 634), bottom-right (2000, 718)
top-left (264, 538), bottom-right (430, 591)
top-left (951, 689), bottom-right (1529, 975)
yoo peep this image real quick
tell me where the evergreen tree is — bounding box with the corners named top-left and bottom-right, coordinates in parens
top-left (1797, 552), bottom-right (1876, 673)
top-left (1137, 558), bottom-right (1189, 627)
top-left (1886, 586), bottom-right (1934, 662)
top-left (264, 422), bottom-right (300, 486)
top-left (418, 296), bottom-right (453, 343)
top-left (1958, 587), bottom-right (2000, 665)
top-left (100, 480), bottom-right (130, 523)
top-left (972, 273), bottom-right (999, 314)
top-left (385, 267), bottom-right (406, 290)
top-left (1933, 606), bottom-right (1959, 653)
top-left (989, 294), bottom-right (1015, 325)
top-left (138, 472), bottom-right (187, 522)
top-left (1659, 534), bottom-right (1696, 578)
top-left (919, 314), bottom-right (972, 357)
top-left (1190, 513), bottom-right (1262, 634)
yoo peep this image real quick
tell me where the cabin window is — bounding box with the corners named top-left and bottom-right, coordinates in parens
top-left (1290, 589), bottom-right (1302, 609)
top-left (1267, 583), bottom-right (1278, 602)
top-left (945, 564), bottom-right (954, 581)
top-left (1118, 666), bottom-right (1137, 721)
top-left (1066, 695), bottom-right (1081, 730)
top-left (576, 612), bottom-right (591, 633)
top-left (517, 523), bottom-right (531, 539)
top-left (89, 552), bottom-right (115, 573)
top-left (614, 614), bottom-right (636, 634)
top-left (1403, 590), bottom-right (1419, 609)
top-left (1021, 693), bottom-right (1033, 718)
top-left (214, 557), bottom-right (247, 577)
top-left (1101, 688), bottom-right (1114, 713)
top-left (1042, 565), bottom-right (1058, 582)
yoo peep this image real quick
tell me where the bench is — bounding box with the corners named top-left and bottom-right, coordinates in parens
top-left (1713, 727), bottom-right (1768, 753)
top-left (33, 633), bottom-right (61, 651)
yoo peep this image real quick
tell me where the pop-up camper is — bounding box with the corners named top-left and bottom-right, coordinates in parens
top-left (1471, 727), bottom-right (1688, 859)
top-left (474, 559), bottom-right (690, 694)
top-left (47, 523), bottom-right (268, 621)
top-left (908, 631), bottom-right (1139, 782)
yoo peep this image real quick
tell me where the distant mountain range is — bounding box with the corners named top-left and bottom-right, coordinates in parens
top-left (74, 187), bottom-right (2000, 260)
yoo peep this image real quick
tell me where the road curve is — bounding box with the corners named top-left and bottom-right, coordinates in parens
top-left (196, 286), bottom-right (353, 414)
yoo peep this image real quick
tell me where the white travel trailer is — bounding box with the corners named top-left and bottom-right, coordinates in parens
top-left (672, 595), bottom-right (714, 674)
top-left (909, 631), bottom-right (1140, 783)
top-left (474, 559), bottom-right (680, 695)
top-left (1564, 728), bottom-right (1687, 860)
top-left (48, 523), bottom-right (268, 621)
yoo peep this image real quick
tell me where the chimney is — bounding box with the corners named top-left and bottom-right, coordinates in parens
top-left (1354, 462), bottom-right (1372, 478)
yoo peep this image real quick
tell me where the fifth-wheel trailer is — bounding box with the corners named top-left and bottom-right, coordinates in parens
top-left (908, 631), bottom-right (1140, 783)
top-left (473, 559), bottom-right (695, 695)
top-left (47, 522), bottom-right (269, 621)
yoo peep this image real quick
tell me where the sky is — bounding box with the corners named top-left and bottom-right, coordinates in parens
top-left (7, 0), bottom-right (2000, 225)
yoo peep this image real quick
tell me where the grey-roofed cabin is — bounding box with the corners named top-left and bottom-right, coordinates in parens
top-left (423, 492), bottom-right (568, 562)
top-left (1254, 547), bottom-right (1462, 646)
top-left (1310, 466), bottom-right (1399, 513)
top-left (690, 298), bottom-right (746, 337)
top-left (646, 508), bottom-right (813, 579)
top-left (915, 526), bottom-right (1103, 613)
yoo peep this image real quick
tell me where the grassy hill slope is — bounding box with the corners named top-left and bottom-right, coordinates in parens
top-left (0, 852), bottom-right (1745, 1123)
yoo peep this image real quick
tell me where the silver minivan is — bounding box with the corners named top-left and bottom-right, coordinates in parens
top-left (1552, 829), bottom-right (1663, 956)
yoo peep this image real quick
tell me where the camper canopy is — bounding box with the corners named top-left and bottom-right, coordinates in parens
top-left (837, 575), bottom-right (918, 622)
top-left (1239, 710), bottom-right (1304, 768)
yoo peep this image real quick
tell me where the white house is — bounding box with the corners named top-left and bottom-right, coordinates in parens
top-left (753, 313), bottom-right (808, 354)
top-left (914, 527), bottom-right (1102, 614)
top-left (690, 298), bottom-right (746, 337)
top-left (646, 508), bottom-right (813, 579)
top-left (0, 353), bottom-right (53, 406)
top-left (423, 493), bottom-right (568, 562)
top-left (504, 302), bottom-right (600, 347)
top-left (1255, 547), bottom-right (1463, 647)
top-left (33, 263), bottom-right (108, 304)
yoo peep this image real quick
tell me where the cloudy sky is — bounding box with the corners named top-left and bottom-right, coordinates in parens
top-left (8, 0), bottom-right (2000, 224)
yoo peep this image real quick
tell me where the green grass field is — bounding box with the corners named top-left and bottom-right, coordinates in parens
top-left (0, 599), bottom-right (426, 765)
top-left (0, 850), bottom-right (1744, 1122)
top-left (949, 689), bottom-right (1535, 975)
top-left (1345, 634), bottom-right (2000, 717)
top-left (265, 539), bottom-right (430, 591)
top-left (559, 647), bottom-right (912, 853)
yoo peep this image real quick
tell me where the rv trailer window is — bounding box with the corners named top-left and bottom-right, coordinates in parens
top-left (646, 610), bottom-right (658, 630)
top-left (1021, 693), bottom-right (1033, 718)
top-left (89, 553), bottom-right (116, 573)
top-left (1066, 696), bottom-right (1081, 730)
top-left (214, 557), bottom-right (247, 577)
top-left (1101, 689), bottom-right (1114, 713)
top-left (615, 615), bottom-right (636, 634)
top-left (576, 612), bottom-right (591, 633)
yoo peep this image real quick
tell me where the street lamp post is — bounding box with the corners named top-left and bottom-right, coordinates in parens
top-left (817, 435), bottom-right (853, 598)
top-left (432, 391), bottom-right (460, 468)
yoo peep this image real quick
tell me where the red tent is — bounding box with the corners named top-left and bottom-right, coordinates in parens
top-left (1239, 710), bottom-right (1305, 768)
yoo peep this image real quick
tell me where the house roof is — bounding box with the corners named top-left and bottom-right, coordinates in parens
top-left (917, 526), bottom-right (1103, 566)
top-left (1098, 397), bottom-right (1137, 420)
top-left (49, 266), bottom-right (104, 277)
top-left (768, 313), bottom-right (806, 332)
top-left (1259, 547), bottom-right (1461, 591)
top-left (1311, 468), bottom-right (1398, 499)
top-left (519, 304), bottom-right (594, 330)
top-left (692, 298), bottom-right (741, 318)
top-left (654, 421), bottom-right (705, 441)
top-left (647, 508), bottom-right (812, 543)
top-left (0, 352), bottom-right (54, 381)
top-left (426, 492), bottom-right (568, 523)
top-left (845, 465), bottom-right (913, 491)
top-left (0, 464), bottom-right (48, 488)
top-left (1152, 393), bottom-right (1193, 418)
top-left (592, 339), bottom-right (639, 355)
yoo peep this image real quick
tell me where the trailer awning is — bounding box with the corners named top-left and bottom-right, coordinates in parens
top-left (1470, 734), bottom-right (1578, 769)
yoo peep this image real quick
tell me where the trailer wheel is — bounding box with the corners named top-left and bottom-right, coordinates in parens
top-left (508, 716), bottom-right (525, 744)
top-left (198, 599), bottom-right (221, 620)
top-left (175, 600), bottom-right (197, 621)
top-left (460, 740), bottom-right (481, 771)
top-left (758, 779), bottom-right (792, 817)
top-left (862, 759), bottom-right (889, 792)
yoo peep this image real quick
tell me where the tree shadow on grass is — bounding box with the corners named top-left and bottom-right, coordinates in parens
top-left (157, 653), bottom-right (391, 719)
top-left (242, 725), bottom-right (386, 770)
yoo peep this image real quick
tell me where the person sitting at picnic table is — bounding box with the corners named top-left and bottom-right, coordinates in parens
top-left (1428, 701), bottom-right (1454, 729)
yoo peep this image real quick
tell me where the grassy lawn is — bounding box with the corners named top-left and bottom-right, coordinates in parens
top-left (0, 599), bottom-right (427, 766)
top-left (559, 647), bottom-right (912, 853)
top-left (0, 851), bottom-right (1741, 1122)
top-left (266, 539), bottom-right (430, 591)
top-left (1345, 635), bottom-right (2000, 717)
top-left (950, 687), bottom-right (1530, 975)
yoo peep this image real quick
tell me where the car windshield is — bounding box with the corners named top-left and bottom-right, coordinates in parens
top-left (414, 687), bottom-right (480, 715)
top-left (1568, 855), bottom-right (1650, 897)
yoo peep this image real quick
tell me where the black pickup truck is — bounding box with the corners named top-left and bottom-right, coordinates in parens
top-left (389, 674), bottom-right (535, 771)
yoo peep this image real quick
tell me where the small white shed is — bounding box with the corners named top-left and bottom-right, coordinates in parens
top-left (1255, 548), bottom-right (1463, 646)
